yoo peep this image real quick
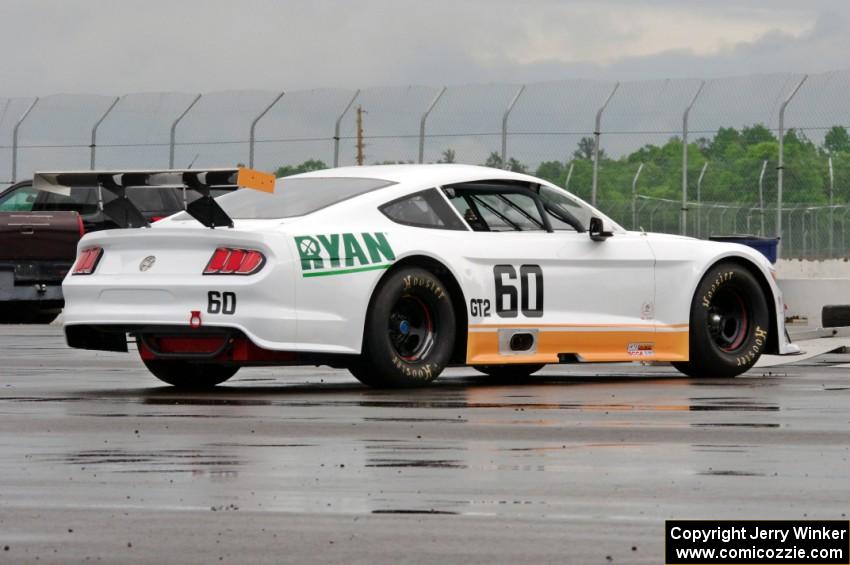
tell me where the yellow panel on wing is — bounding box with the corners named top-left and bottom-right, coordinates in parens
top-left (237, 168), bottom-right (276, 193)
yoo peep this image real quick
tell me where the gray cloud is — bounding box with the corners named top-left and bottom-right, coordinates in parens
top-left (1, 0), bottom-right (849, 96)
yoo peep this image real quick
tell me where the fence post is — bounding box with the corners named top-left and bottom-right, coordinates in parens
top-left (564, 161), bottom-right (574, 192)
top-left (333, 89), bottom-right (360, 167)
top-left (828, 156), bottom-right (835, 256)
top-left (696, 161), bottom-right (708, 238)
top-left (631, 162), bottom-right (644, 230)
top-left (11, 98), bottom-right (39, 183)
top-left (501, 85), bottom-right (525, 169)
top-left (249, 91), bottom-right (285, 169)
top-left (776, 75), bottom-right (807, 257)
top-left (90, 96), bottom-right (121, 170)
top-left (756, 159), bottom-right (767, 235)
top-left (169, 94), bottom-right (202, 168)
top-left (681, 81), bottom-right (705, 235)
top-left (418, 86), bottom-right (446, 164)
top-left (592, 82), bottom-right (619, 207)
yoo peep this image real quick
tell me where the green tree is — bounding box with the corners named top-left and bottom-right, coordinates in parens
top-left (824, 126), bottom-right (850, 154)
top-left (506, 158), bottom-right (527, 173)
top-left (483, 152), bottom-right (503, 169)
top-left (274, 159), bottom-right (328, 178)
top-left (439, 148), bottom-right (456, 163)
top-left (573, 137), bottom-right (599, 160)
top-left (535, 161), bottom-right (566, 184)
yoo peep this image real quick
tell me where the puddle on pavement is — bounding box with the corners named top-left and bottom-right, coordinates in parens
top-left (365, 459), bottom-right (467, 469)
top-left (372, 509), bottom-right (458, 515)
top-left (699, 470), bottom-right (766, 477)
top-left (43, 448), bottom-right (241, 474)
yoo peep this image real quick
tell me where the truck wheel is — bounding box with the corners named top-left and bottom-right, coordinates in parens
top-left (350, 267), bottom-right (455, 388)
top-left (673, 263), bottom-right (770, 378)
top-left (473, 364), bottom-right (545, 380)
top-left (142, 360), bottom-right (238, 389)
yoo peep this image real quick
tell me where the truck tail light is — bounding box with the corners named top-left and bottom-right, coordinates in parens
top-left (72, 247), bottom-right (103, 275)
top-left (203, 248), bottom-right (265, 275)
top-left (76, 213), bottom-right (85, 237)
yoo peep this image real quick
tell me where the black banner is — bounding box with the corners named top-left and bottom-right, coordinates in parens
top-left (666, 520), bottom-right (850, 564)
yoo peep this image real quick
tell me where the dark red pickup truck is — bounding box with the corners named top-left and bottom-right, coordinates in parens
top-left (0, 178), bottom-right (184, 320)
top-left (0, 210), bottom-right (83, 321)
top-left (0, 176), bottom-right (234, 321)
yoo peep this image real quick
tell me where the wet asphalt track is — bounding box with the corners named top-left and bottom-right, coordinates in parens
top-left (1, 326), bottom-right (850, 564)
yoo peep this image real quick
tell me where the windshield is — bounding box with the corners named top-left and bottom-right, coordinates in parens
top-left (174, 177), bottom-right (394, 220)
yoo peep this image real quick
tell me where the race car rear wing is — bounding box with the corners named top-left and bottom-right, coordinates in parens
top-left (32, 168), bottom-right (275, 229)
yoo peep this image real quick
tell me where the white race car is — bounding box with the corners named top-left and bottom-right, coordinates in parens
top-left (53, 164), bottom-right (797, 388)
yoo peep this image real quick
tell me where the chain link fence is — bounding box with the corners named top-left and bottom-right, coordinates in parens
top-left (3, 70), bottom-right (850, 259)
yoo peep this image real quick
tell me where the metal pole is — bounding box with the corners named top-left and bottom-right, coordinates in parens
top-left (90, 96), bottom-right (121, 170)
top-left (649, 201), bottom-right (663, 232)
top-left (842, 208), bottom-right (850, 250)
top-left (636, 198), bottom-right (650, 228)
top-left (564, 161), bottom-right (574, 192)
top-left (169, 94), bottom-right (201, 168)
top-left (11, 98), bottom-right (39, 183)
top-left (418, 86), bottom-right (446, 164)
top-left (829, 156), bottom-right (835, 256)
top-left (696, 161), bottom-right (708, 238)
top-left (631, 162), bottom-right (644, 230)
top-left (333, 89), bottom-right (360, 167)
top-left (776, 74), bottom-right (808, 257)
top-left (681, 80), bottom-right (705, 236)
top-left (758, 159), bottom-right (768, 236)
top-left (248, 91), bottom-right (285, 169)
top-left (592, 82), bottom-right (619, 207)
top-left (501, 85), bottom-right (526, 169)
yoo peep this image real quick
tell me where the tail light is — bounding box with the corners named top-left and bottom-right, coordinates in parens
top-left (150, 216), bottom-right (165, 222)
top-left (76, 213), bottom-right (85, 237)
top-left (72, 247), bottom-right (103, 275)
top-left (203, 248), bottom-right (265, 275)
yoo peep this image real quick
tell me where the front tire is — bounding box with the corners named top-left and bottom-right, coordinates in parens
top-left (350, 267), bottom-right (455, 388)
top-left (673, 263), bottom-right (770, 378)
top-left (143, 360), bottom-right (239, 389)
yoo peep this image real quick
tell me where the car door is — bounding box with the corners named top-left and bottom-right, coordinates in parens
top-left (445, 183), bottom-right (668, 364)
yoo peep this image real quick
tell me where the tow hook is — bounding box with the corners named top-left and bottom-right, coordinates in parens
top-left (189, 310), bottom-right (202, 329)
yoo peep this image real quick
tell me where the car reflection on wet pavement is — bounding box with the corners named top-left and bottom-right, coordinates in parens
top-left (2, 326), bottom-right (849, 564)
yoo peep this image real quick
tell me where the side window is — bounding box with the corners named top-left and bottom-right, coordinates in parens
top-left (0, 186), bottom-right (38, 212)
top-left (380, 189), bottom-right (467, 230)
top-left (472, 193), bottom-right (545, 231)
top-left (444, 184), bottom-right (546, 232)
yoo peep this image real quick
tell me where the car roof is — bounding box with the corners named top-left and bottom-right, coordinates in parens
top-left (288, 164), bottom-right (546, 189)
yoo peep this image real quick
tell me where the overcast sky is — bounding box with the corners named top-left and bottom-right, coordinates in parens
top-left (2, 0), bottom-right (849, 95)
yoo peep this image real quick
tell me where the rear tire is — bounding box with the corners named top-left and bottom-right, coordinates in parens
top-left (350, 267), bottom-right (455, 388)
top-left (673, 263), bottom-right (770, 378)
top-left (473, 364), bottom-right (544, 380)
top-left (143, 360), bottom-right (239, 389)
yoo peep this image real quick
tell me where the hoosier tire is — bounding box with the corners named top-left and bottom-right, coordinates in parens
top-left (673, 263), bottom-right (770, 379)
top-left (142, 360), bottom-right (239, 389)
top-left (350, 267), bottom-right (455, 388)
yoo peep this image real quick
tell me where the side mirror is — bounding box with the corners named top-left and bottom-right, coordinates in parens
top-left (589, 216), bottom-right (613, 242)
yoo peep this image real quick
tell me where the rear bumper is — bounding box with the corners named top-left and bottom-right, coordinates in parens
top-left (62, 267), bottom-right (352, 354)
top-left (65, 324), bottom-right (354, 368)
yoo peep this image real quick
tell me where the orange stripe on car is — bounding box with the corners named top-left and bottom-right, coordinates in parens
top-left (466, 326), bottom-right (689, 364)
